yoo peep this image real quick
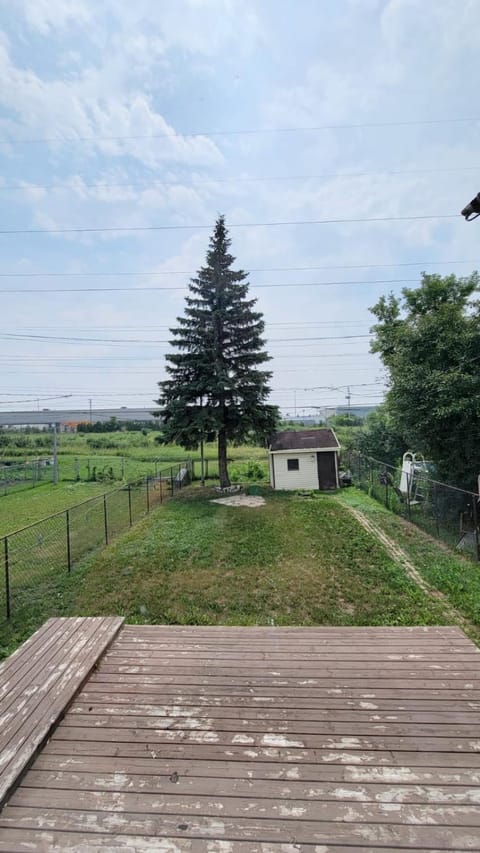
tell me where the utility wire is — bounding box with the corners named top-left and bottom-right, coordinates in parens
top-left (0, 394), bottom-right (72, 405)
top-left (3, 164), bottom-right (480, 192)
top-left (0, 214), bottom-right (458, 236)
top-left (0, 277), bottom-right (428, 294)
top-left (0, 116), bottom-right (478, 144)
top-left (1, 321), bottom-right (372, 331)
top-left (0, 258), bottom-right (478, 277)
top-left (0, 331), bottom-right (372, 345)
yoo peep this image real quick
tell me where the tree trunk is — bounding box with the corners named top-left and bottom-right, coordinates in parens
top-left (218, 427), bottom-right (230, 488)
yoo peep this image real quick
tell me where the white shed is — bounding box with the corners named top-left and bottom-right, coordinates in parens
top-left (269, 428), bottom-right (340, 491)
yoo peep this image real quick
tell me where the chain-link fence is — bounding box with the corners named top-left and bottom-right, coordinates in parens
top-left (0, 461), bottom-right (191, 624)
top-left (0, 458), bottom-right (54, 496)
top-left (0, 454), bottom-right (220, 496)
top-left (350, 452), bottom-right (480, 561)
top-left (61, 455), bottom-right (126, 483)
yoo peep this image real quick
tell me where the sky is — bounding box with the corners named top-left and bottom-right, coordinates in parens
top-left (0, 0), bottom-right (480, 418)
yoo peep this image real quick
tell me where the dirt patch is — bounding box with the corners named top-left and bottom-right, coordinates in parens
top-left (210, 495), bottom-right (266, 508)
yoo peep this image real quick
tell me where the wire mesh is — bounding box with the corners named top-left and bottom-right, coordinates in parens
top-left (351, 452), bottom-right (479, 561)
top-left (1, 512), bottom-right (68, 620)
top-left (105, 488), bottom-right (130, 540)
top-left (129, 480), bottom-right (148, 524)
top-left (68, 493), bottom-right (107, 564)
top-left (0, 460), bottom-right (192, 626)
top-left (61, 455), bottom-right (125, 483)
top-left (0, 458), bottom-right (54, 496)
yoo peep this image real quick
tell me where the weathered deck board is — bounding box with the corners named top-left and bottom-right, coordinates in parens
top-left (2, 806), bottom-right (480, 848)
top-left (0, 616), bottom-right (123, 808)
top-left (1, 624), bottom-right (480, 851)
top-left (21, 768), bottom-right (480, 804)
top-left (0, 830), bottom-right (424, 853)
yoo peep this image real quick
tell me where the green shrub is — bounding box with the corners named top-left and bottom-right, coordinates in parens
top-left (229, 459), bottom-right (268, 482)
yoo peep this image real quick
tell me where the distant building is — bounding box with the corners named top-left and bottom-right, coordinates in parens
top-left (334, 405), bottom-right (377, 420)
top-left (269, 428), bottom-right (340, 491)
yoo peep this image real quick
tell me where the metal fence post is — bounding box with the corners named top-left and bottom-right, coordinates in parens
top-left (4, 537), bottom-right (10, 619)
top-left (170, 467), bottom-right (174, 495)
top-left (472, 495), bottom-right (480, 562)
top-left (103, 494), bottom-right (108, 545)
top-left (146, 477), bottom-right (150, 513)
top-left (66, 510), bottom-right (72, 573)
top-left (128, 484), bottom-right (133, 526)
top-left (433, 481), bottom-right (440, 537)
top-left (406, 472), bottom-right (412, 521)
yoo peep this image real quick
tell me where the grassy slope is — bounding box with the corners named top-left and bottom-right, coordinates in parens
top-left (67, 488), bottom-right (446, 628)
top-left (337, 488), bottom-right (480, 632)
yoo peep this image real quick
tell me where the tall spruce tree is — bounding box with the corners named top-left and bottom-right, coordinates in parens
top-left (157, 216), bottom-right (278, 487)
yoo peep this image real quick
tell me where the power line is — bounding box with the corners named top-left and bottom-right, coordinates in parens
top-left (1, 116), bottom-right (478, 145)
top-left (2, 365), bottom-right (378, 376)
top-left (0, 331), bottom-right (372, 345)
top-left (1, 321), bottom-right (372, 331)
top-left (0, 214), bottom-right (458, 236)
top-left (0, 277), bottom-right (428, 294)
top-left (3, 164), bottom-right (480, 192)
top-left (0, 353), bottom-right (373, 363)
top-left (0, 258), bottom-right (477, 278)
top-left (0, 383), bottom-right (384, 397)
top-left (0, 394), bottom-right (73, 405)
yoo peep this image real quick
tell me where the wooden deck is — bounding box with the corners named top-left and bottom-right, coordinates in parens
top-left (0, 623), bottom-right (480, 850)
top-left (0, 616), bottom-right (123, 810)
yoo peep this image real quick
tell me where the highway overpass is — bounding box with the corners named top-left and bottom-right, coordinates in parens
top-left (0, 408), bottom-right (158, 426)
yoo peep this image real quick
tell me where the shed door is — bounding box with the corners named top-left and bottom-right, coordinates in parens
top-left (317, 452), bottom-right (337, 490)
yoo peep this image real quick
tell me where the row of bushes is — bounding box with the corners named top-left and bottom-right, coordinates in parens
top-left (0, 434), bottom-right (52, 450)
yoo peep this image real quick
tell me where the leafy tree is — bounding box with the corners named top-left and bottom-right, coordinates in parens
top-left (357, 403), bottom-right (408, 467)
top-left (157, 216), bottom-right (278, 487)
top-left (370, 272), bottom-right (480, 488)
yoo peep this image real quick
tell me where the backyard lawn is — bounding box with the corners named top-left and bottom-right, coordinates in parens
top-left (4, 484), bottom-right (480, 659)
top-left (337, 487), bottom-right (480, 633)
top-left (68, 487), bottom-right (448, 628)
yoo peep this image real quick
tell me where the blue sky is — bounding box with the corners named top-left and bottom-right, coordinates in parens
top-left (0, 0), bottom-right (479, 416)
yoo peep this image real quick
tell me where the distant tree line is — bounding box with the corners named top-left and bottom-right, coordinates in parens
top-left (77, 417), bottom-right (162, 433)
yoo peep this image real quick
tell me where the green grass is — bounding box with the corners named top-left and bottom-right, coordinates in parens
top-left (0, 436), bottom-right (268, 538)
top-left (337, 488), bottom-right (480, 633)
top-left (3, 485), bottom-right (476, 659)
top-left (65, 488), bottom-right (447, 629)
top-left (0, 481), bottom-right (116, 537)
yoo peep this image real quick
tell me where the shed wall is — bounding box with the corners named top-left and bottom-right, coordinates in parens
top-left (271, 451), bottom-right (319, 490)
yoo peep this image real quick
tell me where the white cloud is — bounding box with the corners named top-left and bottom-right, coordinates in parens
top-left (0, 40), bottom-right (223, 172)
top-left (3, 0), bottom-right (480, 408)
top-left (18, 0), bottom-right (93, 34)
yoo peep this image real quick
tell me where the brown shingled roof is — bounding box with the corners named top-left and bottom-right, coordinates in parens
top-left (270, 428), bottom-right (339, 451)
